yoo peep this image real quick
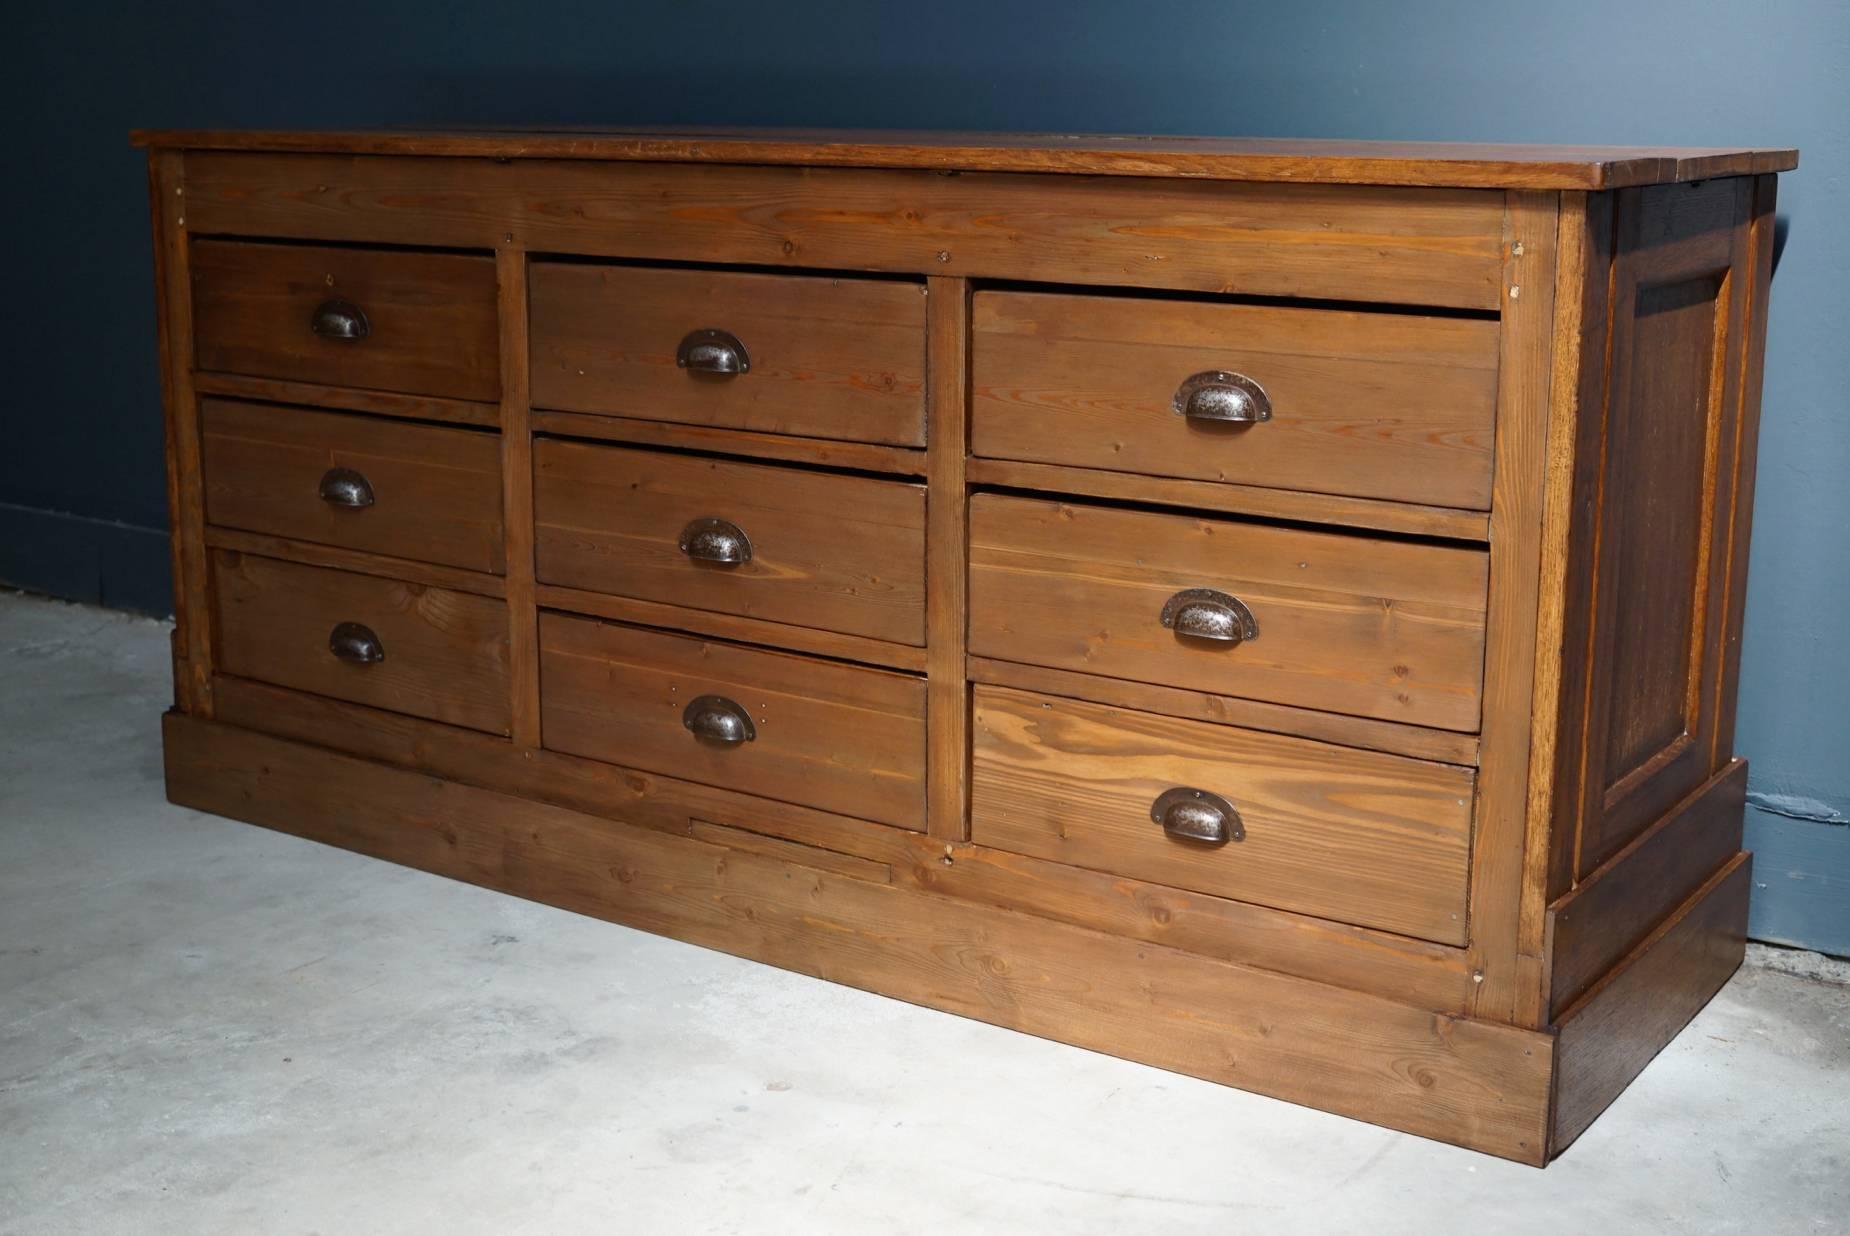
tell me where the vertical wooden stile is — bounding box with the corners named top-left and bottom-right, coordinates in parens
top-left (149, 149), bottom-right (213, 717)
top-left (1469, 191), bottom-right (1563, 1025)
top-left (925, 277), bottom-right (972, 841)
top-left (497, 246), bottom-right (541, 746)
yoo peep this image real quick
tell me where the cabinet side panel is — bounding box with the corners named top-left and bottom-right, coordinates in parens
top-left (1563, 179), bottom-right (1757, 880)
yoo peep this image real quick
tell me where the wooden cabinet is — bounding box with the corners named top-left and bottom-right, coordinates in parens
top-left (138, 126), bottom-right (1794, 1165)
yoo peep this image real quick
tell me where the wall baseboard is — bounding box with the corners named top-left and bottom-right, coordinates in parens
top-left (1744, 805), bottom-right (1850, 957)
top-left (0, 503), bottom-right (171, 616)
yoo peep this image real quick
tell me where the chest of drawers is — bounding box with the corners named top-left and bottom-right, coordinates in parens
top-left (136, 128), bottom-right (1794, 1163)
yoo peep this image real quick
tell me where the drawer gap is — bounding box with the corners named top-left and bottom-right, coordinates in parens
top-left (969, 480), bottom-right (1494, 552)
top-left (538, 605), bottom-right (926, 679)
top-left (531, 427), bottom-right (926, 483)
top-left (972, 276), bottom-right (1501, 321)
top-left (532, 250), bottom-right (928, 287)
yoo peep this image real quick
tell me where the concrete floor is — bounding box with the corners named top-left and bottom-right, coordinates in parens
top-left (2, 591), bottom-right (1846, 1236)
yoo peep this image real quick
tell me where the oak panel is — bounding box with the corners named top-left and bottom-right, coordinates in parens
top-left (533, 439), bottom-right (926, 646)
top-left (191, 239), bottom-right (500, 401)
top-left (971, 290), bottom-right (1500, 508)
top-left (538, 613), bottom-right (927, 829)
top-left (529, 262), bottom-right (927, 446)
top-left (201, 399), bottom-right (505, 574)
top-left (210, 550), bottom-right (511, 734)
top-left (968, 493), bottom-right (1489, 731)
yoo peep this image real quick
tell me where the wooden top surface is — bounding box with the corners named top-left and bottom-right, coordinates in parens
top-left (131, 127), bottom-right (1796, 190)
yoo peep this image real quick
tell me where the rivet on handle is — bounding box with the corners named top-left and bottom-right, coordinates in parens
top-left (676, 328), bottom-right (750, 376)
top-left (682, 694), bottom-right (756, 744)
top-left (1160, 588), bottom-right (1259, 643)
top-left (310, 298), bottom-right (370, 341)
top-left (1173, 370), bottom-right (1271, 423)
top-left (328, 621), bottom-right (385, 665)
top-left (1151, 787), bottom-right (1244, 845)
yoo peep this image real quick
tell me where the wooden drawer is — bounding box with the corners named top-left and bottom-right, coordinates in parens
top-left (211, 550), bottom-right (510, 734)
top-left (539, 613), bottom-right (925, 829)
top-left (202, 399), bottom-right (505, 574)
top-left (191, 239), bottom-right (500, 401)
top-left (970, 289), bottom-right (1500, 509)
top-left (968, 494), bottom-right (1488, 731)
top-left (533, 439), bottom-right (925, 645)
top-left (971, 686), bottom-right (1474, 943)
top-left (528, 263), bottom-right (926, 446)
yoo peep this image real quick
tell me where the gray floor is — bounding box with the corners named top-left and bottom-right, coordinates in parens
top-left (2, 592), bottom-right (1846, 1236)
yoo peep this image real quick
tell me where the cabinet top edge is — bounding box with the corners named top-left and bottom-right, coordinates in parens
top-left (129, 127), bottom-right (1798, 190)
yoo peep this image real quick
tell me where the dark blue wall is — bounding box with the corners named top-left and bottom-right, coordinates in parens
top-left (6, 0), bottom-right (1845, 951)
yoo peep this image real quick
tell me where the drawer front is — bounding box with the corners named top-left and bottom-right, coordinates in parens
top-left (534, 440), bottom-right (926, 645)
top-left (529, 264), bottom-right (926, 446)
top-left (539, 613), bottom-right (926, 829)
top-left (968, 494), bottom-right (1488, 731)
top-left (970, 290), bottom-right (1500, 509)
top-left (211, 551), bottom-right (511, 734)
top-left (192, 240), bottom-right (500, 401)
top-left (202, 400), bottom-right (505, 574)
top-left (971, 686), bottom-right (1474, 943)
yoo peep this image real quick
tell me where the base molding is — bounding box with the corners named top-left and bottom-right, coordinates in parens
top-left (163, 712), bottom-right (1557, 1164)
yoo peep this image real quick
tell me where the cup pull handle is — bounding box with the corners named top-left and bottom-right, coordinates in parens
top-left (682, 694), bottom-right (756, 744)
top-left (1160, 588), bottom-right (1259, 643)
top-left (328, 621), bottom-right (385, 665)
top-left (676, 328), bottom-right (751, 376)
top-left (679, 518), bottom-right (753, 565)
top-left (1173, 370), bottom-right (1270, 423)
top-left (1151, 787), bottom-right (1244, 845)
top-left (318, 467), bottom-right (376, 509)
top-left (311, 298), bottom-right (370, 341)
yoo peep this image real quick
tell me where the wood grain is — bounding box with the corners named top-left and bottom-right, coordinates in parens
top-left (971, 685), bottom-right (1474, 943)
top-left (966, 457), bottom-right (1489, 542)
top-left (536, 584), bottom-right (927, 672)
top-left (191, 372), bottom-right (501, 428)
top-left (925, 277), bottom-right (973, 842)
top-left (687, 819), bottom-right (895, 885)
top-left (967, 655), bottom-right (1479, 766)
top-left (971, 289), bottom-right (1500, 508)
top-left (530, 262), bottom-right (927, 446)
top-left (190, 238), bottom-right (500, 401)
top-left (968, 493), bottom-right (1489, 730)
top-left (1546, 761), bottom-right (1746, 1017)
top-left (134, 127), bottom-right (1796, 190)
top-left (533, 439), bottom-right (926, 645)
top-left (210, 550), bottom-right (510, 734)
top-left (538, 613), bottom-right (927, 830)
top-left (179, 154), bottom-right (1508, 309)
top-left (208, 673), bottom-right (1477, 1014)
top-left (201, 399), bottom-right (505, 573)
top-left (205, 527), bottom-right (506, 600)
top-left (164, 713), bottom-right (1556, 1164)
top-left (1550, 854), bottom-right (1750, 1155)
